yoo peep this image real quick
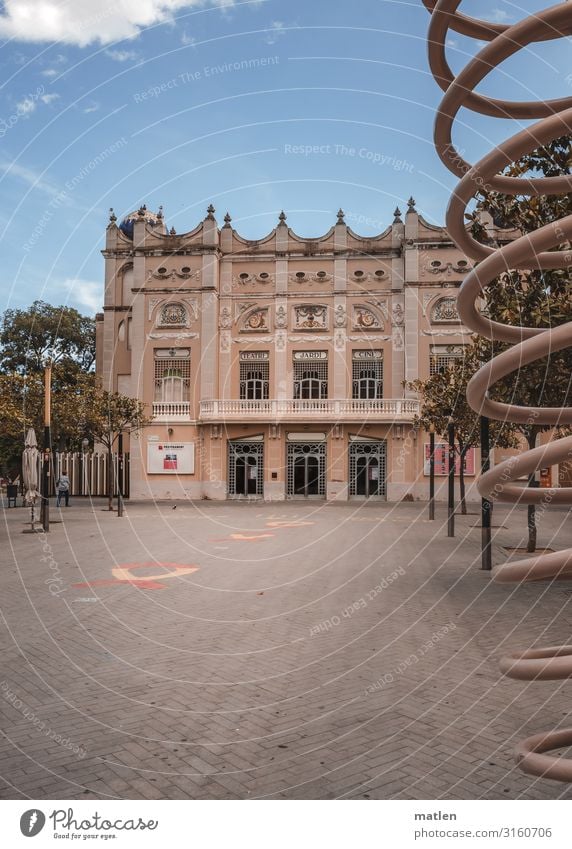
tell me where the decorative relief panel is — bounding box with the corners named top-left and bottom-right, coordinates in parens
top-left (275, 305), bottom-right (287, 328)
top-left (425, 260), bottom-right (471, 275)
top-left (293, 304), bottom-right (328, 330)
top-left (233, 271), bottom-right (275, 286)
top-left (148, 331), bottom-right (199, 341)
top-left (149, 297), bottom-right (198, 324)
top-left (334, 305), bottom-right (347, 327)
top-left (218, 307), bottom-right (232, 329)
top-left (160, 303), bottom-right (187, 326)
top-left (240, 307), bottom-right (269, 333)
top-left (219, 331), bottom-right (231, 353)
top-left (349, 269), bottom-right (389, 283)
top-left (147, 267), bottom-right (201, 281)
top-left (334, 328), bottom-right (346, 351)
top-left (430, 296), bottom-right (460, 323)
top-left (275, 330), bottom-right (287, 352)
top-left (352, 305), bottom-right (382, 330)
top-left (391, 302), bottom-right (404, 326)
top-left (288, 271), bottom-right (332, 284)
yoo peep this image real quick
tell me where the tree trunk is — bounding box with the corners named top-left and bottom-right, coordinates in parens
top-left (458, 444), bottom-right (468, 515)
top-left (525, 428), bottom-right (539, 553)
top-left (107, 446), bottom-right (114, 511)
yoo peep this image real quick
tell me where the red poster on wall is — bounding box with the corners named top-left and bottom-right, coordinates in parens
top-left (163, 454), bottom-right (178, 470)
top-left (424, 444), bottom-right (475, 476)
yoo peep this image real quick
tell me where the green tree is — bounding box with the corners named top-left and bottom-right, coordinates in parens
top-left (407, 346), bottom-right (517, 514)
top-left (466, 136), bottom-right (572, 550)
top-left (0, 300), bottom-right (96, 375)
top-left (0, 369), bottom-right (97, 479)
top-left (82, 387), bottom-right (150, 510)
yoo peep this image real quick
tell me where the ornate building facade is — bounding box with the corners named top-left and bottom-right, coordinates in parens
top-left (96, 199), bottom-right (502, 501)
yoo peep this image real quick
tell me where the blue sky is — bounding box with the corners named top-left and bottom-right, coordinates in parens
top-left (0, 0), bottom-right (569, 315)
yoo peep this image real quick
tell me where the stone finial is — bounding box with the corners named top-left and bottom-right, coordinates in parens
top-left (278, 210), bottom-right (287, 223)
top-left (407, 196), bottom-right (416, 211)
top-left (108, 208), bottom-right (117, 223)
top-left (169, 226), bottom-right (176, 235)
top-left (157, 205), bottom-right (164, 220)
top-left (137, 204), bottom-right (147, 217)
top-left (223, 212), bottom-right (232, 226)
top-left (393, 207), bottom-right (402, 223)
top-left (206, 204), bottom-right (215, 220)
top-left (337, 208), bottom-right (345, 223)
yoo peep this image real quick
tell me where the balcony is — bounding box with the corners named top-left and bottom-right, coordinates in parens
top-left (199, 398), bottom-right (419, 423)
top-left (152, 401), bottom-right (191, 420)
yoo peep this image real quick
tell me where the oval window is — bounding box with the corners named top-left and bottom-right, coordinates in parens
top-left (158, 266), bottom-right (167, 274)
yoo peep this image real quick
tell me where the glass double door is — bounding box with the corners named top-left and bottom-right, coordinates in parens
top-left (349, 441), bottom-right (387, 498)
top-left (228, 442), bottom-right (264, 497)
top-left (287, 443), bottom-right (326, 498)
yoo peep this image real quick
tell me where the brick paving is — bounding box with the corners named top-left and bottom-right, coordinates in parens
top-left (2, 496), bottom-right (572, 800)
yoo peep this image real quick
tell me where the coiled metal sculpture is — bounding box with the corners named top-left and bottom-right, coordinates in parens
top-left (424, 1), bottom-right (572, 781)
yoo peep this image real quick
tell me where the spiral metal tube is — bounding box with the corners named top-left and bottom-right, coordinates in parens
top-left (424, 1), bottom-right (572, 781)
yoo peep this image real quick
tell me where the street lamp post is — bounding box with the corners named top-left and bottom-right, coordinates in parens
top-left (429, 423), bottom-right (435, 520)
top-left (80, 438), bottom-right (89, 497)
top-left (41, 363), bottom-right (52, 533)
top-left (480, 415), bottom-right (492, 571)
top-left (117, 433), bottom-right (124, 518)
top-left (447, 415), bottom-right (455, 538)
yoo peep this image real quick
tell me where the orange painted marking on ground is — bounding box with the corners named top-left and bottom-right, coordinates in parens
top-left (265, 521), bottom-right (315, 528)
top-left (73, 562), bottom-right (199, 590)
top-left (209, 533), bottom-right (274, 542)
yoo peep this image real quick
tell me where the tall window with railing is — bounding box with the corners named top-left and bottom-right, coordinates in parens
top-left (240, 360), bottom-right (269, 399)
top-left (293, 359), bottom-right (328, 399)
top-left (154, 353), bottom-right (191, 402)
top-left (352, 354), bottom-right (383, 399)
top-left (429, 345), bottom-right (465, 376)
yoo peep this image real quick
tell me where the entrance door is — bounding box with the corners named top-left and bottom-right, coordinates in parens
top-left (228, 441), bottom-right (263, 497)
top-left (349, 441), bottom-right (386, 498)
top-left (287, 443), bottom-right (326, 497)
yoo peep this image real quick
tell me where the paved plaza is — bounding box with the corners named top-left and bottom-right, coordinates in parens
top-left (2, 496), bottom-right (572, 800)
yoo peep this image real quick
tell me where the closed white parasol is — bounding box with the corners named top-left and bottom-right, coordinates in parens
top-left (22, 428), bottom-right (40, 506)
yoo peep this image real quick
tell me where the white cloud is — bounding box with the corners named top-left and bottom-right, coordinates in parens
top-left (41, 68), bottom-right (58, 77)
top-left (83, 102), bottom-right (100, 113)
top-left (105, 48), bottom-right (138, 62)
top-left (40, 93), bottom-right (59, 104)
top-left (59, 279), bottom-right (103, 313)
top-left (489, 8), bottom-right (510, 23)
top-left (0, 161), bottom-right (62, 197)
top-left (0, 0), bottom-right (233, 47)
top-left (265, 20), bottom-right (286, 45)
top-left (16, 95), bottom-right (37, 114)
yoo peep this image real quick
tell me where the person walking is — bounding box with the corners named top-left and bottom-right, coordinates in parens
top-left (56, 470), bottom-right (70, 507)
